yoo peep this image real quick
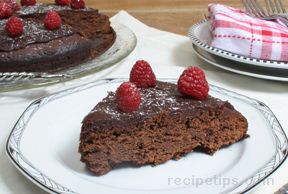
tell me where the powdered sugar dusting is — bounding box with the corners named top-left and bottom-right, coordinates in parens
top-left (87, 82), bottom-right (220, 121)
top-left (0, 17), bottom-right (75, 51)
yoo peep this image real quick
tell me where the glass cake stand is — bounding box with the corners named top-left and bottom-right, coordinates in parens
top-left (0, 22), bottom-right (137, 92)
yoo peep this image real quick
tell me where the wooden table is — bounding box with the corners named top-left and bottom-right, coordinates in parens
top-left (38, 0), bottom-right (243, 35)
top-left (95, 0), bottom-right (244, 35)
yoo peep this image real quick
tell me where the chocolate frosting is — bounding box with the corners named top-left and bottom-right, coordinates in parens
top-left (0, 4), bottom-right (115, 73)
top-left (83, 81), bottom-right (233, 129)
top-left (0, 4), bottom-right (89, 51)
top-left (0, 18), bottom-right (75, 51)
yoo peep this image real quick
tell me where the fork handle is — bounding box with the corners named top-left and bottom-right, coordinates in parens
top-left (275, 16), bottom-right (288, 28)
top-left (259, 15), bottom-right (288, 28)
top-left (268, 15), bottom-right (288, 28)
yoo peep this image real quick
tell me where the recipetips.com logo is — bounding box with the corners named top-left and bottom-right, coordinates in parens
top-left (167, 175), bottom-right (274, 188)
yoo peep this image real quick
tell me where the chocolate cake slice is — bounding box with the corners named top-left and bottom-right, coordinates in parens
top-left (0, 4), bottom-right (116, 72)
top-left (79, 81), bottom-right (248, 176)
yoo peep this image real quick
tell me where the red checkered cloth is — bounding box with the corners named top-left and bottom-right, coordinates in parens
top-left (208, 4), bottom-right (288, 61)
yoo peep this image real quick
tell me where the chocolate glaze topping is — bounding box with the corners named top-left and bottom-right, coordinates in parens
top-left (83, 81), bottom-right (233, 129)
top-left (0, 4), bottom-right (116, 72)
top-left (0, 18), bottom-right (75, 51)
top-left (0, 4), bottom-right (92, 51)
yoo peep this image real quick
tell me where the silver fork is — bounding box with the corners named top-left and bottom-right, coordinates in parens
top-left (242, 0), bottom-right (288, 27)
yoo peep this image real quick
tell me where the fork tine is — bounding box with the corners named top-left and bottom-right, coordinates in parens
top-left (246, 0), bottom-right (263, 17)
top-left (274, 0), bottom-right (282, 13)
top-left (276, 0), bottom-right (286, 13)
top-left (243, 0), bottom-right (256, 16)
top-left (267, 0), bottom-right (277, 14)
top-left (242, 0), bottom-right (254, 15)
top-left (254, 0), bottom-right (268, 16)
top-left (265, 0), bottom-right (272, 14)
top-left (242, 0), bottom-right (252, 14)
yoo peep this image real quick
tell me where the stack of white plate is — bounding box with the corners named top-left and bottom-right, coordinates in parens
top-left (188, 19), bottom-right (288, 82)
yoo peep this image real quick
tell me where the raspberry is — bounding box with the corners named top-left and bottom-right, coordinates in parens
top-left (4, 3), bottom-right (12, 17)
top-left (0, 4), bottom-right (4, 19)
top-left (0, 3), bottom-right (12, 19)
top-left (3, 0), bottom-right (13, 4)
top-left (11, 2), bottom-right (20, 11)
top-left (6, 16), bottom-right (24, 37)
top-left (177, 66), bottom-right (209, 100)
top-left (4, 0), bottom-right (21, 11)
top-left (130, 60), bottom-right (156, 88)
top-left (20, 0), bottom-right (36, 6)
top-left (115, 82), bottom-right (141, 112)
top-left (55, 0), bottom-right (70, 6)
top-left (70, 0), bottom-right (85, 9)
top-left (0, 3), bottom-right (6, 19)
top-left (44, 11), bottom-right (61, 30)
top-left (0, 9), bottom-right (4, 19)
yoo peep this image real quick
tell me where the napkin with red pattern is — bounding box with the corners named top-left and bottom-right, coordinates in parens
top-left (208, 3), bottom-right (288, 61)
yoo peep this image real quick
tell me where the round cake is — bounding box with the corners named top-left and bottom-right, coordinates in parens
top-left (0, 3), bottom-right (116, 73)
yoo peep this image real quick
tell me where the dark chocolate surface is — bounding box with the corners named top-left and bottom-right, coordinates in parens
top-left (0, 18), bottom-right (75, 51)
top-left (0, 4), bottom-right (116, 72)
top-left (83, 81), bottom-right (232, 129)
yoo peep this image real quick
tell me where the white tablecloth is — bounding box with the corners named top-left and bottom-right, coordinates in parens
top-left (0, 11), bottom-right (288, 194)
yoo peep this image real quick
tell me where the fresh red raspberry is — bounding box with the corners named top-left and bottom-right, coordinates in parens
top-left (3, 0), bottom-right (12, 4)
top-left (20, 0), bottom-right (36, 6)
top-left (4, 3), bottom-right (12, 17)
top-left (70, 0), bottom-right (85, 9)
top-left (4, 0), bottom-right (21, 11)
top-left (55, 0), bottom-right (70, 6)
top-left (5, 16), bottom-right (24, 37)
top-left (115, 82), bottom-right (141, 113)
top-left (0, 3), bottom-right (6, 19)
top-left (0, 3), bottom-right (12, 18)
top-left (44, 11), bottom-right (61, 30)
top-left (11, 2), bottom-right (20, 10)
top-left (177, 66), bottom-right (209, 100)
top-left (130, 60), bottom-right (156, 88)
top-left (0, 4), bottom-right (5, 19)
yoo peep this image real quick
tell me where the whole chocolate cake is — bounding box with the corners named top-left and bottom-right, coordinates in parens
top-left (0, 3), bottom-right (116, 72)
top-left (79, 80), bottom-right (248, 176)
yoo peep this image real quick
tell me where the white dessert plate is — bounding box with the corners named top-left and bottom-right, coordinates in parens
top-left (188, 19), bottom-right (288, 70)
top-left (0, 22), bottom-right (137, 92)
top-left (193, 44), bottom-right (288, 82)
top-left (6, 79), bottom-right (288, 194)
